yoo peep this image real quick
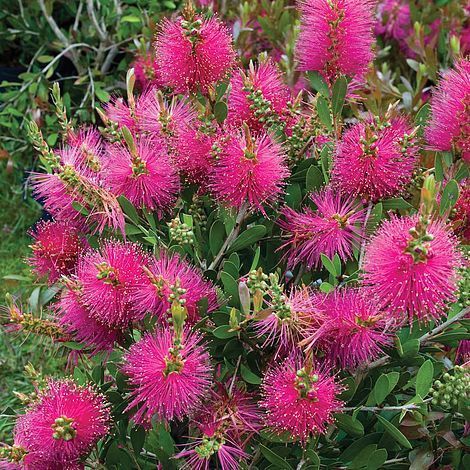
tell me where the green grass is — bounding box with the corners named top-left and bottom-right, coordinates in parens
top-left (0, 185), bottom-right (65, 441)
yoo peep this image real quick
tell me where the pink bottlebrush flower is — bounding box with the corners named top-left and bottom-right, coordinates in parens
top-left (13, 379), bottom-right (110, 466)
top-left (254, 287), bottom-right (322, 356)
top-left (211, 130), bottom-right (289, 212)
top-left (300, 289), bottom-right (392, 369)
top-left (452, 180), bottom-right (470, 242)
top-left (426, 59), bottom-right (470, 163)
top-left (260, 356), bottom-right (342, 442)
top-left (104, 135), bottom-right (179, 214)
top-left (279, 188), bottom-right (365, 269)
top-left (104, 88), bottom-right (156, 132)
top-left (457, 340), bottom-right (470, 364)
top-left (66, 127), bottom-right (104, 174)
top-left (137, 91), bottom-right (197, 138)
top-left (56, 285), bottom-right (119, 352)
top-left (77, 240), bottom-right (148, 328)
top-left (132, 251), bottom-right (218, 324)
top-left (363, 215), bottom-right (463, 323)
top-left (31, 153), bottom-right (125, 236)
top-left (461, 25), bottom-right (470, 56)
top-left (174, 123), bottom-right (217, 185)
top-left (296, 0), bottom-right (376, 83)
top-left (122, 328), bottom-right (212, 424)
top-left (175, 435), bottom-right (248, 470)
top-left (375, 0), bottom-right (413, 55)
top-left (195, 383), bottom-right (262, 439)
top-left (155, 12), bottom-right (235, 93)
top-left (227, 61), bottom-right (291, 132)
top-left (132, 52), bottom-right (162, 89)
top-left (29, 220), bottom-right (86, 284)
top-left (332, 115), bottom-right (419, 202)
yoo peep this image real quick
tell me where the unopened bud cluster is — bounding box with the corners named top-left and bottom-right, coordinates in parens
top-left (188, 195), bottom-right (208, 232)
top-left (430, 366), bottom-right (469, 409)
top-left (168, 217), bottom-right (194, 245)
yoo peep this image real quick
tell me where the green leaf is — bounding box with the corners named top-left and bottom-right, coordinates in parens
top-left (220, 272), bottom-right (240, 305)
top-left (259, 445), bottom-right (293, 469)
top-left (130, 426), bottom-right (146, 454)
top-left (376, 415), bottom-right (412, 449)
top-left (285, 183), bottom-right (302, 209)
top-left (401, 339), bottom-right (420, 358)
top-left (209, 220), bottom-right (225, 256)
top-left (72, 201), bottom-right (89, 216)
top-left (367, 449), bottom-right (388, 470)
top-left (372, 374), bottom-right (390, 405)
top-left (316, 95), bottom-right (332, 131)
top-left (334, 413), bottom-right (364, 437)
top-left (434, 154), bottom-right (444, 182)
top-left (229, 225), bottom-right (266, 253)
top-left (415, 103), bottom-right (431, 130)
top-left (321, 254), bottom-right (337, 277)
top-left (118, 195), bottom-right (139, 224)
top-left (250, 246), bottom-right (261, 271)
top-left (307, 71), bottom-right (329, 97)
top-left (319, 282), bottom-right (335, 293)
top-left (439, 179), bottom-right (459, 215)
top-left (95, 87), bottom-right (110, 103)
top-left (214, 101), bottom-right (228, 123)
top-left (415, 359), bottom-right (434, 398)
top-left (121, 15), bottom-right (141, 23)
top-left (240, 364), bottom-right (261, 384)
top-left (306, 165), bottom-right (324, 191)
top-left (382, 198), bottom-right (414, 211)
top-left (332, 75), bottom-right (348, 117)
top-left (213, 325), bottom-right (238, 339)
top-left (62, 341), bottom-right (86, 350)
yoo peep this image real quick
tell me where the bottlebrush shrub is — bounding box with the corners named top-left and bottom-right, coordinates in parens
top-left (1, 2), bottom-right (470, 469)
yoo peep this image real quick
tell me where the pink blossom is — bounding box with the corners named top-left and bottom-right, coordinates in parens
top-left (195, 383), bottom-right (262, 439)
top-left (254, 288), bottom-right (322, 355)
top-left (375, 0), bottom-right (413, 55)
top-left (56, 285), bottom-right (119, 352)
top-left (363, 215), bottom-right (463, 323)
top-left (176, 436), bottom-right (247, 470)
top-left (132, 251), bottom-right (218, 324)
top-left (122, 328), bottom-right (212, 424)
top-left (279, 188), bottom-right (365, 269)
top-left (426, 59), bottom-right (470, 163)
top-left (13, 379), bottom-right (110, 466)
top-left (31, 152), bottom-right (125, 236)
top-left (260, 356), bottom-right (342, 442)
top-left (137, 91), bottom-right (197, 138)
top-left (155, 14), bottom-right (235, 93)
top-left (332, 115), bottom-right (419, 201)
top-left (452, 180), bottom-right (470, 242)
top-left (104, 135), bottom-right (179, 215)
top-left (210, 131), bottom-right (289, 212)
top-left (300, 289), bottom-right (392, 369)
top-left (174, 123), bottom-right (217, 184)
top-left (227, 61), bottom-right (291, 132)
top-left (29, 220), bottom-right (86, 284)
top-left (132, 52), bottom-right (162, 89)
top-left (66, 127), bottom-right (104, 174)
top-left (77, 240), bottom-right (148, 328)
top-left (296, 0), bottom-right (376, 83)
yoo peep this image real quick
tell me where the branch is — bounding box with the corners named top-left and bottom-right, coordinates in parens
top-left (419, 306), bottom-right (469, 345)
top-left (86, 0), bottom-right (107, 42)
top-left (340, 400), bottom-right (431, 413)
top-left (38, 0), bottom-right (83, 73)
top-left (208, 202), bottom-right (249, 271)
